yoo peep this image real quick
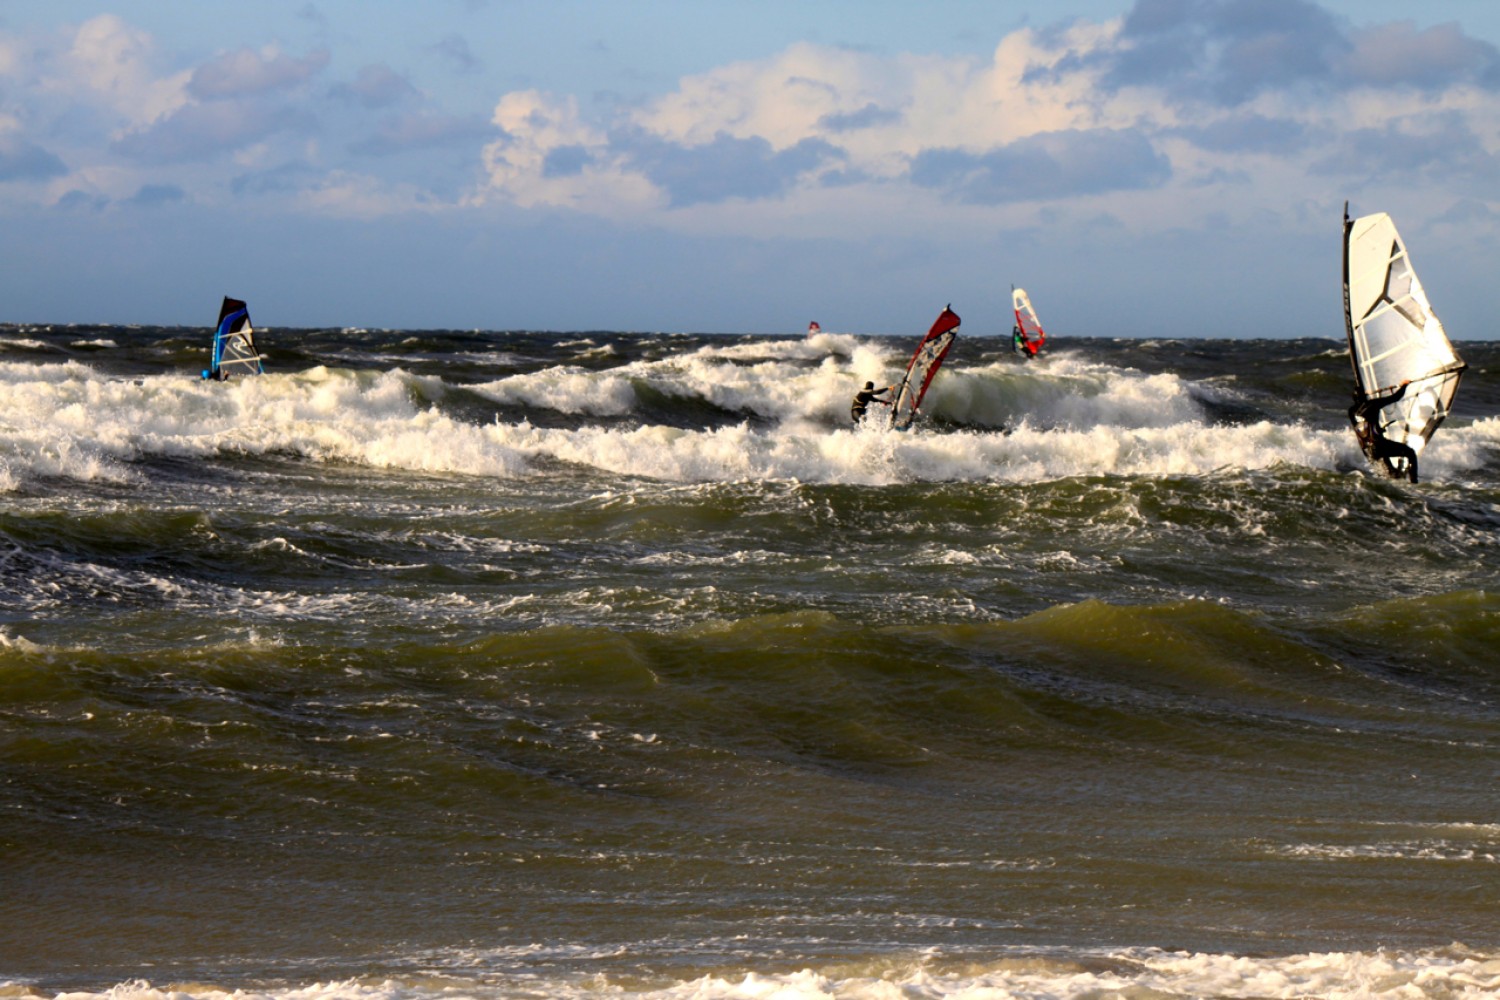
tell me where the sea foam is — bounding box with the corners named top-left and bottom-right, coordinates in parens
top-left (0, 342), bottom-right (1485, 490)
top-left (27, 947), bottom-right (1500, 1000)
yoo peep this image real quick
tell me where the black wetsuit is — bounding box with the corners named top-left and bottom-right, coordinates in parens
top-left (851, 386), bottom-right (891, 425)
top-left (1349, 387), bottom-right (1418, 483)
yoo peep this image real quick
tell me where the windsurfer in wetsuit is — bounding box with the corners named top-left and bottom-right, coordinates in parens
top-left (1349, 383), bottom-right (1418, 482)
top-left (1013, 324), bottom-right (1041, 359)
top-left (851, 381), bottom-right (892, 425)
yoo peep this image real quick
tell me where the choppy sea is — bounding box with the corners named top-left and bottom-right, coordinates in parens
top-left (3, 323), bottom-right (1500, 1000)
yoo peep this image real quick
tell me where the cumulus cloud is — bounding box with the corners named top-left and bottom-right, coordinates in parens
top-left (6, 1), bottom-right (1500, 238)
top-left (1173, 114), bottom-right (1310, 155)
top-left (614, 130), bottom-right (844, 207)
top-left (1339, 20), bottom-right (1500, 91)
top-left (59, 14), bottom-right (191, 125)
top-left (0, 139), bottom-right (67, 182)
top-left (910, 129), bottom-right (1171, 203)
top-left (1311, 113), bottom-right (1500, 185)
top-left (1103, 0), bottom-right (1351, 105)
top-left (113, 101), bottom-right (316, 163)
top-left (817, 103), bottom-right (904, 133)
top-left (188, 45), bottom-right (329, 100)
top-left (350, 112), bottom-right (493, 156)
top-left (431, 34), bottom-right (482, 74)
top-left (123, 182), bottom-right (185, 207)
top-left (331, 63), bottom-right (418, 109)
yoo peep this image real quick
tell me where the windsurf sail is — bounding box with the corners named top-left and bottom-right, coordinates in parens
top-left (202, 296), bottom-right (264, 380)
top-left (1343, 204), bottom-right (1465, 482)
top-left (889, 305), bottom-right (960, 430)
top-left (1011, 286), bottom-right (1046, 358)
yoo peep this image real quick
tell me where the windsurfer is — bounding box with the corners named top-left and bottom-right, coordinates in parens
top-left (1012, 324), bottom-right (1037, 358)
top-left (851, 381), bottom-right (892, 425)
top-left (1349, 383), bottom-right (1419, 482)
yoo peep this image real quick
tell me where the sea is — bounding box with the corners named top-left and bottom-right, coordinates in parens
top-left (2, 323), bottom-right (1500, 1000)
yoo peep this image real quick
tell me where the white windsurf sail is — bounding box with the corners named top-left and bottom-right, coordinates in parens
top-left (1011, 287), bottom-right (1046, 358)
top-left (1343, 205), bottom-right (1465, 482)
top-left (890, 305), bottom-right (960, 430)
top-left (203, 296), bottom-right (264, 381)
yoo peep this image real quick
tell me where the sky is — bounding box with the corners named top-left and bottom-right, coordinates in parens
top-left (2, 1), bottom-right (1499, 338)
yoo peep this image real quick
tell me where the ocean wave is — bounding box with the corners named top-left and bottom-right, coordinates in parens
top-left (20, 946), bottom-right (1500, 1000)
top-left (1, 342), bottom-right (1494, 488)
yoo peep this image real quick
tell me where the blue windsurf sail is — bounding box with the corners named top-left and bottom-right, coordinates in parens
top-left (203, 296), bottom-right (264, 381)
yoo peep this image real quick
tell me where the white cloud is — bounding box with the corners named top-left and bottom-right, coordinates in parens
top-left (479, 90), bottom-right (659, 213)
top-left (59, 14), bottom-right (190, 126)
top-left (470, 3), bottom-right (1500, 242)
top-left (188, 45), bottom-right (330, 100)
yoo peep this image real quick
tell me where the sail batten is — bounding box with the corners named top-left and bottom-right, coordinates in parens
top-left (1343, 205), bottom-right (1464, 482)
top-left (889, 305), bottom-right (960, 430)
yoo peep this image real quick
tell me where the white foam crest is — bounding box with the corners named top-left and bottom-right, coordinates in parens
top-left (689, 331), bottom-right (864, 361)
top-left (0, 364), bottom-right (532, 485)
top-left (471, 341), bottom-right (1214, 441)
top-left (482, 413), bottom-right (1355, 485)
top-left (0, 356), bottom-right (1465, 487)
top-left (473, 365), bottom-right (642, 416)
top-left (932, 354), bottom-right (1208, 431)
top-left (43, 948), bottom-right (1500, 1000)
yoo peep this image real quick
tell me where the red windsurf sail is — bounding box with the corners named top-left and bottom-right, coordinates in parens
top-left (889, 305), bottom-right (960, 430)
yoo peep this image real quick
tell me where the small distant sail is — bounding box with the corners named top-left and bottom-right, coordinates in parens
top-left (890, 305), bottom-right (960, 430)
top-left (203, 296), bottom-right (264, 381)
top-left (1343, 204), bottom-right (1465, 482)
top-left (807, 321), bottom-right (821, 335)
top-left (1011, 287), bottom-right (1046, 358)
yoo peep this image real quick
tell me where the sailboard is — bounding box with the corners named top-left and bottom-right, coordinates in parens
top-left (1343, 204), bottom-right (1465, 482)
top-left (889, 305), bottom-right (960, 430)
top-left (1011, 286), bottom-right (1046, 358)
top-left (202, 296), bottom-right (264, 381)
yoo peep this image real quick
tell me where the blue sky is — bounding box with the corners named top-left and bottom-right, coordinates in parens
top-left (2, 1), bottom-right (1499, 337)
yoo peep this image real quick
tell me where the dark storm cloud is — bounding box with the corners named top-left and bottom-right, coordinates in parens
top-left (113, 102), bottom-right (316, 164)
top-left (0, 140), bottom-right (67, 182)
top-left (188, 47), bottom-right (330, 100)
top-left (613, 130), bottom-right (844, 207)
top-left (817, 103), bottom-right (903, 133)
top-left (908, 128), bottom-right (1170, 204)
